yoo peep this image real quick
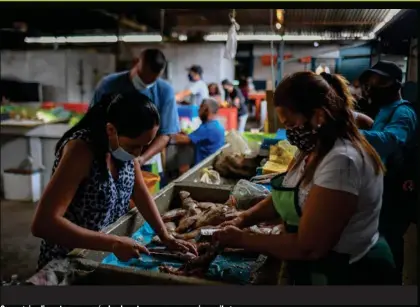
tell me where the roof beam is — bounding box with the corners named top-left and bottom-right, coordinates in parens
top-left (93, 9), bottom-right (147, 32)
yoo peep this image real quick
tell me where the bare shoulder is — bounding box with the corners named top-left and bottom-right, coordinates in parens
top-left (60, 139), bottom-right (94, 168)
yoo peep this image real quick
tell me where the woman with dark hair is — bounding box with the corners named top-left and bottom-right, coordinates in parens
top-left (32, 91), bottom-right (196, 271)
top-left (215, 71), bottom-right (398, 285)
top-left (320, 72), bottom-right (374, 130)
top-left (208, 83), bottom-right (222, 104)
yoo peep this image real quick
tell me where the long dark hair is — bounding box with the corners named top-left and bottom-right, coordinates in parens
top-left (56, 91), bottom-right (160, 177)
top-left (320, 72), bottom-right (356, 110)
top-left (274, 71), bottom-right (384, 186)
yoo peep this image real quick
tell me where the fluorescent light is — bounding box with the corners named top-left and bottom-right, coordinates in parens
top-left (24, 36), bottom-right (67, 44)
top-left (178, 34), bottom-right (188, 41)
top-left (370, 9), bottom-right (402, 35)
top-left (204, 33), bottom-right (371, 42)
top-left (24, 34), bottom-right (163, 44)
top-left (120, 34), bottom-right (162, 42)
top-left (66, 35), bottom-right (118, 43)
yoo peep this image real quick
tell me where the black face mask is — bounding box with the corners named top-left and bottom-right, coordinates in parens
top-left (367, 83), bottom-right (400, 106)
top-left (188, 74), bottom-right (194, 82)
top-left (286, 123), bottom-right (319, 152)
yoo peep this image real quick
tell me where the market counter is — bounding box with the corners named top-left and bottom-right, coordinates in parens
top-left (27, 182), bottom-right (283, 285)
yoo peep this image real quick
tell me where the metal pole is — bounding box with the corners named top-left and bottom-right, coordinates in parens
top-left (277, 39), bottom-right (285, 86)
top-left (115, 17), bottom-right (120, 71)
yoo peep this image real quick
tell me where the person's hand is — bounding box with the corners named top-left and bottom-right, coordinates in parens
top-left (162, 235), bottom-right (198, 255)
top-left (137, 156), bottom-right (146, 167)
top-left (219, 214), bottom-right (245, 229)
top-left (112, 236), bottom-right (150, 262)
top-left (213, 226), bottom-right (244, 248)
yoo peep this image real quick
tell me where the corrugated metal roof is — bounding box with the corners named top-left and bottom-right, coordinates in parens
top-left (167, 9), bottom-right (394, 35)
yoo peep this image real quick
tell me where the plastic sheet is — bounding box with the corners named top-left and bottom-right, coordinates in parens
top-left (102, 222), bottom-right (259, 284)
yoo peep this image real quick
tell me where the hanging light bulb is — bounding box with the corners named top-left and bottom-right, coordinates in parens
top-left (276, 9), bottom-right (284, 24)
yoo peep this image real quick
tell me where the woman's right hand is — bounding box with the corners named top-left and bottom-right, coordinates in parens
top-left (219, 214), bottom-right (246, 229)
top-left (112, 236), bottom-right (150, 262)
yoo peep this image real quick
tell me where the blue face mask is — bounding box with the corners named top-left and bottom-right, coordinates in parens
top-left (132, 74), bottom-right (155, 91)
top-left (110, 136), bottom-right (136, 162)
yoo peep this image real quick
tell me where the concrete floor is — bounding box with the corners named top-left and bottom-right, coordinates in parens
top-left (1, 198), bottom-right (417, 284)
top-left (1, 200), bottom-right (41, 282)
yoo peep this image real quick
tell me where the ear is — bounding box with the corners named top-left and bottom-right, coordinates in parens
top-left (106, 123), bottom-right (116, 137)
top-left (311, 108), bottom-right (326, 128)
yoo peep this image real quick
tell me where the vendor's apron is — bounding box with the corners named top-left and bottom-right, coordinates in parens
top-left (270, 172), bottom-right (398, 285)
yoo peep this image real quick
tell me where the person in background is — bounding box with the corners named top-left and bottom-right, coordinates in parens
top-left (359, 61), bottom-right (418, 283)
top-left (208, 83), bottom-right (223, 104)
top-left (214, 71), bottom-right (398, 285)
top-left (349, 79), bottom-right (362, 100)
top-left (247, 76), bottom-right (256, 92)
top-left (320, 72), bottom-right (374, 130)
top-left (222, 79), bottom-right (248, 133)
top-left (175, 65), bottom-right (209, 106)
top-left (32, 91), bottom-right (196, 271)
top-left (90, 49), bottom-right (179, 187)
top-left (171, 98), bottom-right (225, 174)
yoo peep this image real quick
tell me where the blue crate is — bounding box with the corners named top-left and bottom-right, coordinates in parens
top-left (260, 129), bottom-right (287, 150)
top-left (177, 105), bottom-right (199, 119)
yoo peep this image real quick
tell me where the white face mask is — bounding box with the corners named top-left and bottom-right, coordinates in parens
top-left (132, 74), bottom-right (155, 91)
top-left (110, 136), bottom-right (136, 162)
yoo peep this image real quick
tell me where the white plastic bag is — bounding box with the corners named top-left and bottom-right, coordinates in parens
top-left (224, 18), bottom-right (240, 60)
top-left (224, 131), bottom-right (252, 156)
top-left (199, 167), bottom-right (221, 185)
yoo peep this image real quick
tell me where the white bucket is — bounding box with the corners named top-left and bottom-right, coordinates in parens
top-left (3, 170), bottom-right (42, 202)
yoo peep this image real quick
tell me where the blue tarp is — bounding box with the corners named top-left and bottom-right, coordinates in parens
top-left (102, 222), bottom-right (259, 284)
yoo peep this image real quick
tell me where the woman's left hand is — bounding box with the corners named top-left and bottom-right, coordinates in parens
top-left (213, 226), bottom-right (244, 248)
top-left (162, 235), bottom-right (198, 255)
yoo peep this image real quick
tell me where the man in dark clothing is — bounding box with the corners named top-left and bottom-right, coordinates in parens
top-left (359, 61), bottom-right (418, 283)
top-left (222, 79), bottom-right (248, 133)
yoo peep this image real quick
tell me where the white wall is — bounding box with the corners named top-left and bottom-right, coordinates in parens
top-left (123, 43), bottom-right (235, 92)
top-left (0, 50), bottom-right (115, 102)
top-left (252, 44), bottom-right (341, 81)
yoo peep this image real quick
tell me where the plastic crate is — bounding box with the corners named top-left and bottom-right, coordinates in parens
top-left (217, 107), bottom-right (238, 130)
top-left (177, 105), bottom-right (199, 120)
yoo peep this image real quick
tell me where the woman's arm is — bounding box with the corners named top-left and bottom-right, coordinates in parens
top-left (132, 159), bottom-right (170, 240)
top-left (239, 196), bottom-right (279, 228)
top-left (353, 111), bottom-right (374, 130)
top-left (218, 152), bottom-right (360, 261)
top-left (223, 186), bottom-right (357, 261)
top-left (132, 160), bottom-right (197, 254)
top-left (31, 140), bottom-right (120, 252)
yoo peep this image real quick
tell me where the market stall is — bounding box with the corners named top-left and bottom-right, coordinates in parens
top-left (26, 182), bottom-right (283, 285)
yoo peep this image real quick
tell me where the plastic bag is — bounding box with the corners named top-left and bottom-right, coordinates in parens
top-left (199, 167), bottom-right (221, 185)
top-left (224, 131), bottom-right (253, 156)
top-left (224, 18), bottom-right (240, 60)
top-left (225, 179), bottom-right (270, 210)
top-left (269, 140), bottom-right (297, 166)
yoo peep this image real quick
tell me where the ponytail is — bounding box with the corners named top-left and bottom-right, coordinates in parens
top-left (320, 72), bottom-right (355, 110)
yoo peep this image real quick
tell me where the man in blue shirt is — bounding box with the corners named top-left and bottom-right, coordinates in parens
top-left (359, 61), bottom-right (418, 283)
top-left (171, 98), bottom-right (225, 173)
top-left (90, 49), bottom-right (180, 182)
